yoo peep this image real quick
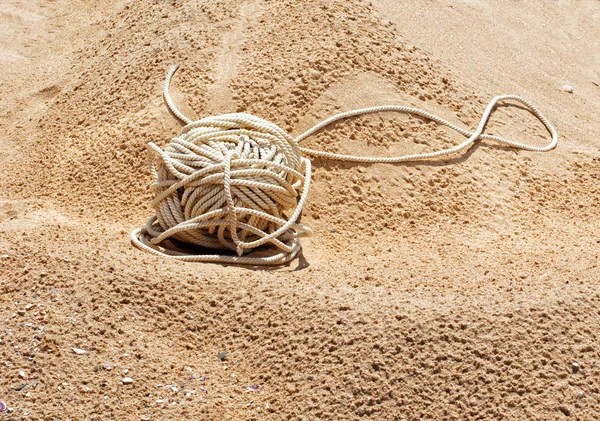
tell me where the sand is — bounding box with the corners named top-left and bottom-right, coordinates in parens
top-left (1, 0), bottom-right (599, 419)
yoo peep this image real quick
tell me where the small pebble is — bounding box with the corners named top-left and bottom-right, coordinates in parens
top-left (0, 401), bottom-right (6, 412)
top-left (73, 347), bottom-right (86, 355)
top-left (578, 391), bottom-right (585, 397)
top-left (562, 85), bottom-right (574, 93)
top-left (122, 377), bottom-right (133, 384)
top-left (572, 362), bottom-right (580, 373)
top-left (18, 370), bottom-right (26, 379)
top-left (248, 385), bottom-right (260, 391)
top-left (217, 351), bottom-right (228, 361)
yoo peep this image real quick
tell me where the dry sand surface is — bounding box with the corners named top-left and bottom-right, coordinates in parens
top-left (1, 0), bottom-right (600, 419)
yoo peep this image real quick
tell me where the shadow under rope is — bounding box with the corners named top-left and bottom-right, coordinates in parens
top-left (150, 236), bottom-right (311, 271)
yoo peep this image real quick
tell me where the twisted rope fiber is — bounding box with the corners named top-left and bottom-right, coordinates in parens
top-left (131, 65), bottom-right (558, 265)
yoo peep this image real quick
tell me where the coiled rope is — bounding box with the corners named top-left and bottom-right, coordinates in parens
top-left (131, 65), bottom-right (558, 265)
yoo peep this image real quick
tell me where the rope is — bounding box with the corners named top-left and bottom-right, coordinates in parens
top-left (131, 65), bottom-right (558, 265)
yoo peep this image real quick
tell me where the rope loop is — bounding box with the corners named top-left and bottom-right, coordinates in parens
top-left (131, 65), bottom-right (558, 265)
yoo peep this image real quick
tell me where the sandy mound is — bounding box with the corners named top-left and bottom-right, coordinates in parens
top-left (1, 0), bottom-right (599, 419)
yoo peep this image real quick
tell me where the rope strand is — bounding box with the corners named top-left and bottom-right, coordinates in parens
top-left (131, 65), bottom-right (558, 265)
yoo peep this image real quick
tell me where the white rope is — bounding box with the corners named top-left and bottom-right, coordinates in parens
top-left (131, 65), bottom-right (558, 265)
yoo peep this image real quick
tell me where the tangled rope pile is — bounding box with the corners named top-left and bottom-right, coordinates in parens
top-left (131, 65), bottom-right (558, 265)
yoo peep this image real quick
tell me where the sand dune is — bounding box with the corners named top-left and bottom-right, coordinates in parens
top-left (1, 0), bottom-right (599, 419)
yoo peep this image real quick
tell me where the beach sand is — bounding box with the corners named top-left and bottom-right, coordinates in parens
top-left (1, 0), bottom-right (599, 419)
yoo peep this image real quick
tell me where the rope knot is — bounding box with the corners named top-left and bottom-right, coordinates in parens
top-left (139, 112), bottom-right (312, 264)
